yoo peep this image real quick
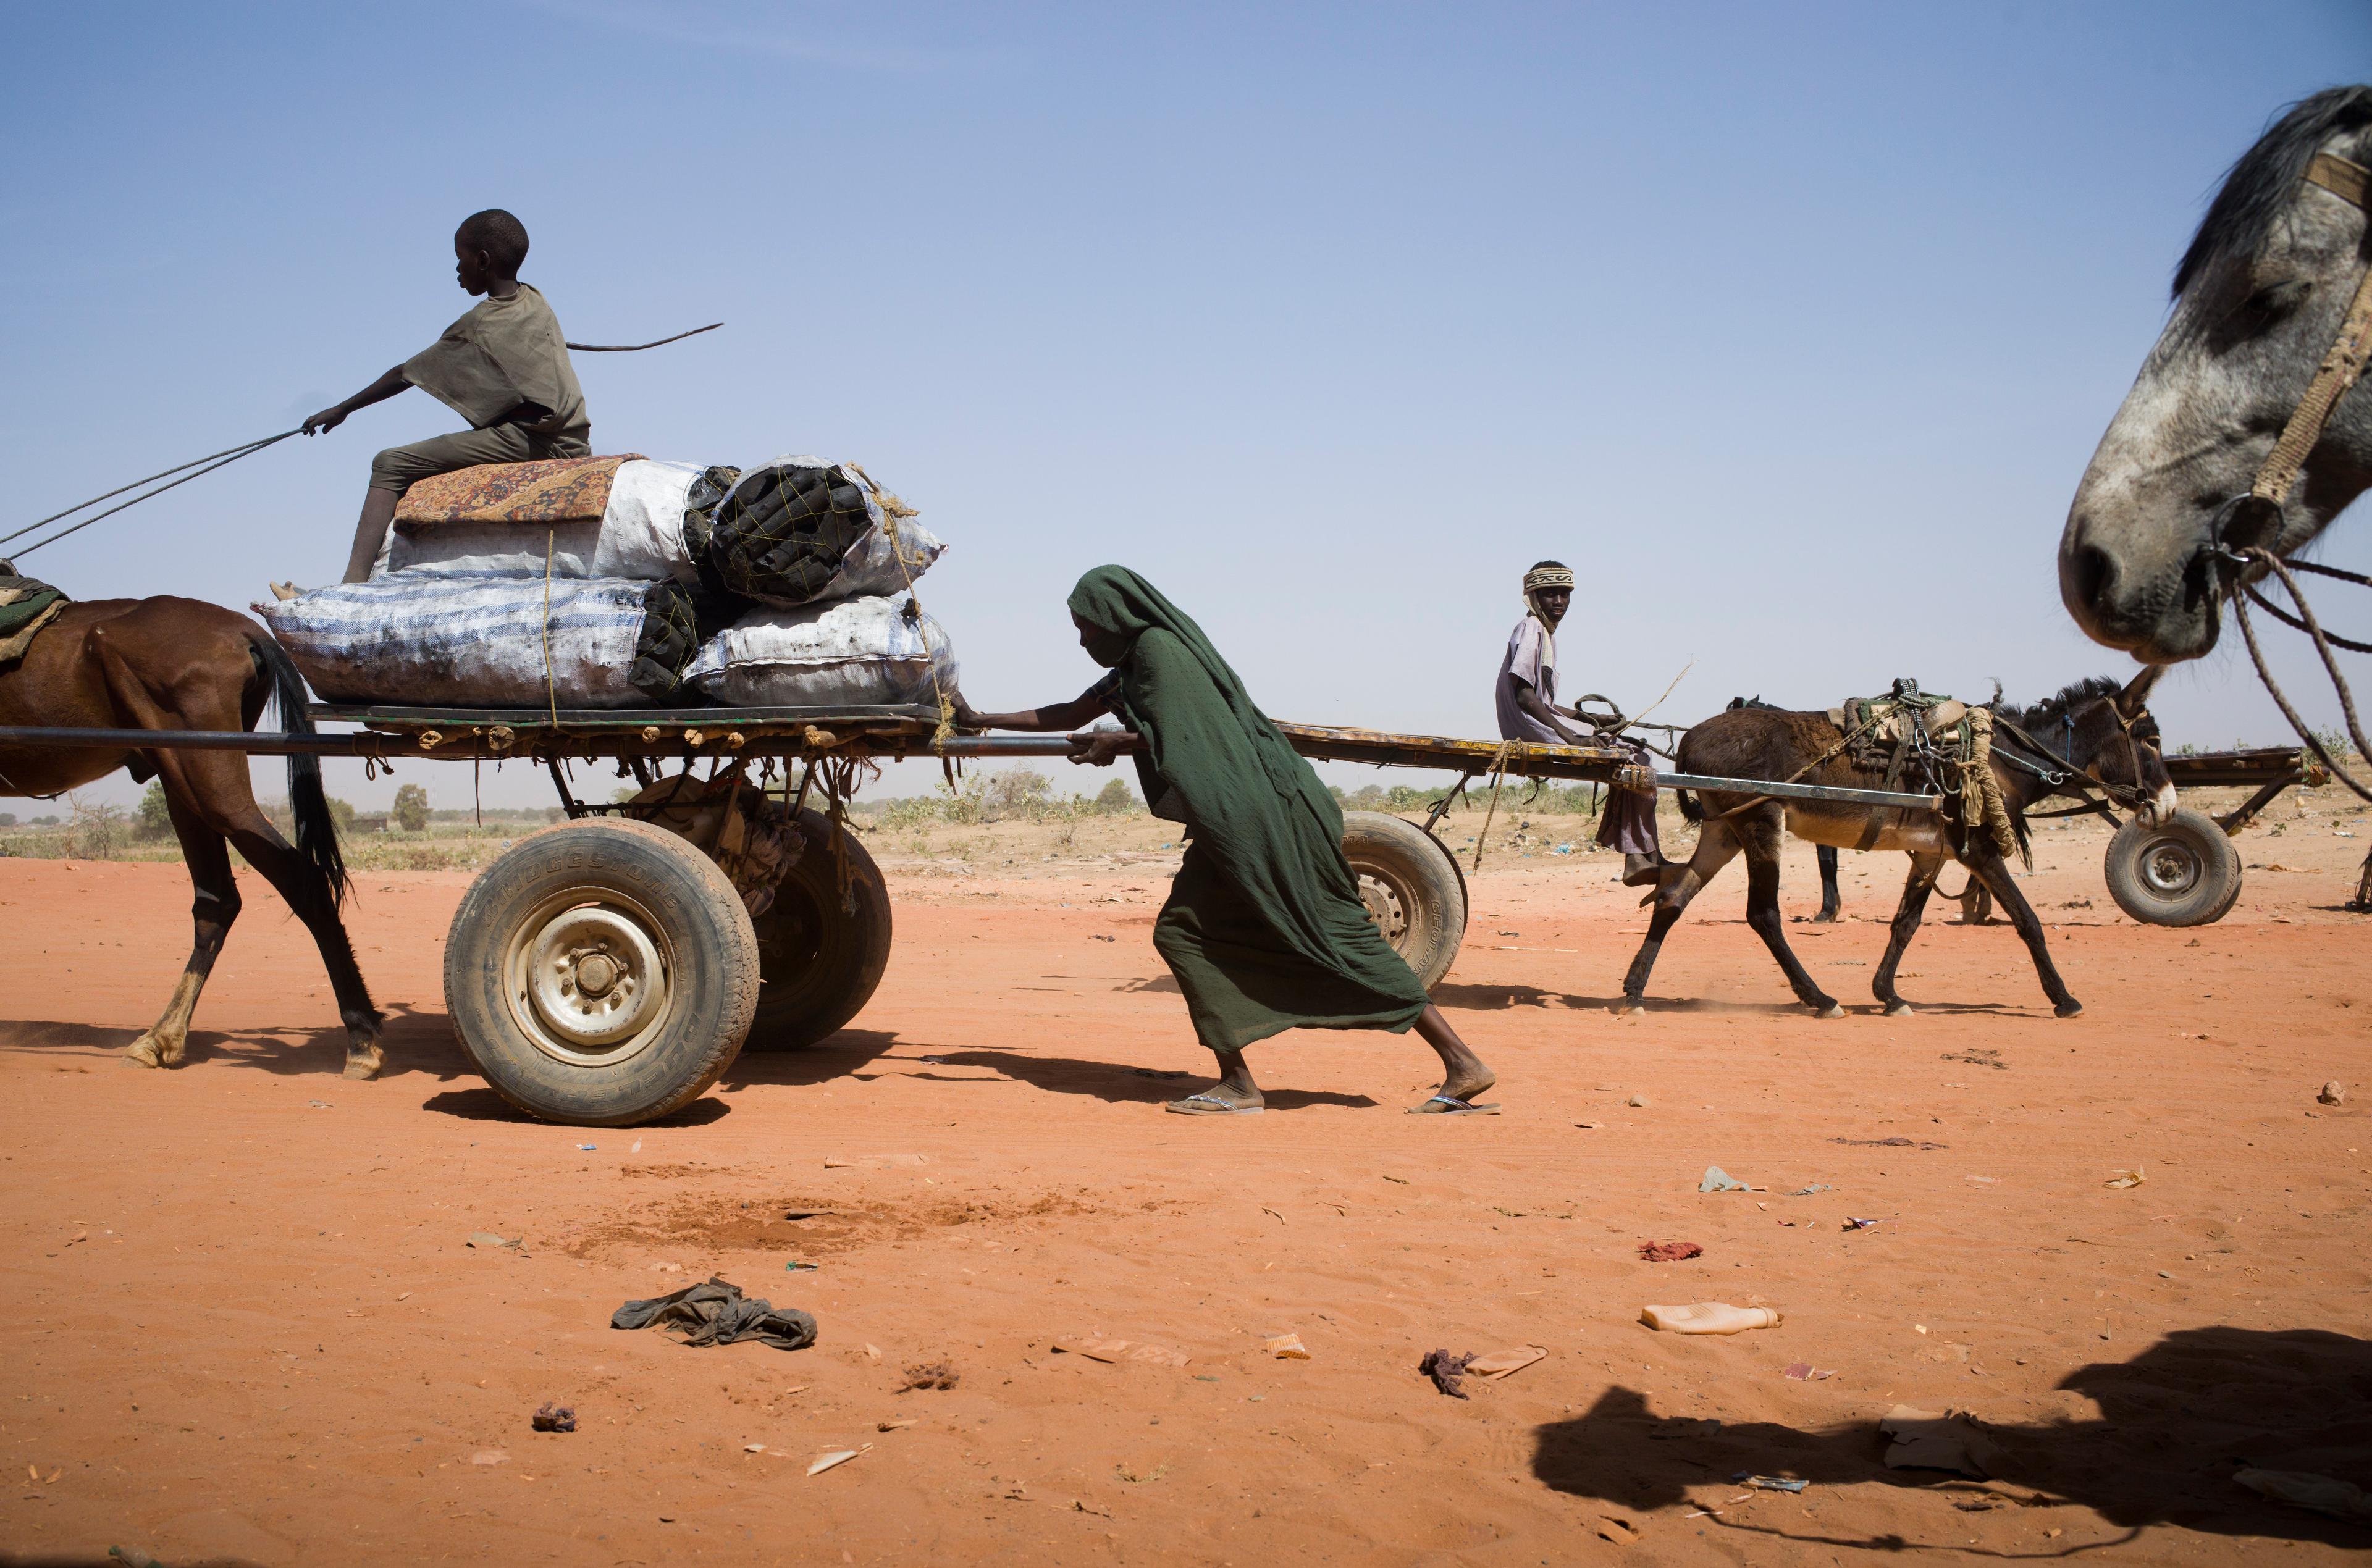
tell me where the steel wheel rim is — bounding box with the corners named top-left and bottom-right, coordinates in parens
top-left (1351, 863), bottom-right (1412, 949)
top-left (2140, 836), bottom-right (2203, 897)
top-left (503, 887), bottom-right (676, 1067)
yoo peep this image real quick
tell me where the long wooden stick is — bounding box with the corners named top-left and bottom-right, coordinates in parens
top-left (566, 322), bottom-right (723, 352)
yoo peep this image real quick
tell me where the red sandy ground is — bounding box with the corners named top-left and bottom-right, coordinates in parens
top-left (1, 820), bottom-right (2367, 1567)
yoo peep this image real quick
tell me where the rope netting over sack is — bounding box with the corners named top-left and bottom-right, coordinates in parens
top-left (705, 461), bottom-right (907, 606)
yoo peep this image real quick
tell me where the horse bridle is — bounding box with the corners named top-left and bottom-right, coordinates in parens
top-left (2208, 149), bottom-right (2372, 802)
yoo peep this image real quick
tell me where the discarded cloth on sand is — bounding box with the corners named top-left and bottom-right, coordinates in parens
top-left (611, 1276), bottom-right (817, 1350)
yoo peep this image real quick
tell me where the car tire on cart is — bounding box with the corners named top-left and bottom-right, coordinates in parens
top-left (1341, 810), bottom-right (1468, 989)
top-left (444, 819), bottom-right (759, 1126)
top-left (2102, 806), bottom-right (2243, 927)
top-left (744, 807), bottom-right (894, 1051)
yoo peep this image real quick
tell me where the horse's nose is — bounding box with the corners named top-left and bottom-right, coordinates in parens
top-left (2059, 534), bottom-right (2121, 631)
top-left (2066, 539), bottom-right (2109, 604)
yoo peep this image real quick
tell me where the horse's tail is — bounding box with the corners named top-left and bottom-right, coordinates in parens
top-left (246, 631), bottom-right (352, 909)
top-left (1676, 787), bottom-right (1702, 824)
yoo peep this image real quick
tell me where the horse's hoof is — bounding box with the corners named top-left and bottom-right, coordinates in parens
top-left (125, 1032), bottom-right (183, 1068)
top-left (1812, 1002), bottom-right (1846, 1020)
top-left (2054, 1000), bottom-right (2084, 1020)
top-left (1884, 1001), bottom-right (1916, 1018)
top-left (342, 1044), bottom-right (385, 1081)
top-left (1616, 998), bottom-right (1647, 1016)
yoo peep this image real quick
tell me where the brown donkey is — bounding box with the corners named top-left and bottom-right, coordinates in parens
top-left (1621, 670), bottom-right (2174, 1019)
top-left (0, 597), bottom-right (382, 1076)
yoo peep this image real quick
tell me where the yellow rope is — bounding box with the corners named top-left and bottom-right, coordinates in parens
top-left (542, 528), bottom-right (558, 728)
top-left (849, 461), bottom-right (953, 744)
top-left (1470, 740), bottom-right (1521, 871)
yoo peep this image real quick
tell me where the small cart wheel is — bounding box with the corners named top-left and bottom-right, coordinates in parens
top-left (744, 808), bottom-right (894, 1050)
top-left (444, 819), bottom-right (759, 1125)
top-left (2103, 806), bottom-right (2243, 927)
top-left (1341, 811), bottom-right (1468, 989)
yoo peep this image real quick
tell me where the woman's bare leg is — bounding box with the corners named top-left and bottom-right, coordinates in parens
top-left (1413, 1004), bottom-right (1495, 1104)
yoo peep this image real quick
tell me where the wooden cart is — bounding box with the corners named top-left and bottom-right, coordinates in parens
top-left (0, 708), bottom-right (1938, 1126)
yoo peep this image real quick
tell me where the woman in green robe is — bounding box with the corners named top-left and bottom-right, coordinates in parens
top-left (956, 566), bottom-right (1497, 1115)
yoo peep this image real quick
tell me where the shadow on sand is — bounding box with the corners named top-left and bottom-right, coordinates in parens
top-left (0, 1002), bottom-right (461, 1080)
top-left (1532, 1327), bottom-right (2372, 1551)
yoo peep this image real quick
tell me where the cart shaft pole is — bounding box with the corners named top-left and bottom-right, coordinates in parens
top-left (0, 726), bottom-right (359, 755)
top-left (1655, 772), bottom-right (1940, 810)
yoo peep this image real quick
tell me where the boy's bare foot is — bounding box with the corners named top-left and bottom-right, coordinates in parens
top-left (268, 580), bottom-right (304, 602)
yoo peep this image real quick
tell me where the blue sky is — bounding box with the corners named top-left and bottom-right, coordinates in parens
top-left (3, 1), bottom-right (2366, 808)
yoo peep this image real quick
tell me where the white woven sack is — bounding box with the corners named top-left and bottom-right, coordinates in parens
top-left (371, 458), bottom-right (704, 581)
top-left (256, 577), bottom-right (657, 708)
top-left (683, 591), bottom-right (957, 708)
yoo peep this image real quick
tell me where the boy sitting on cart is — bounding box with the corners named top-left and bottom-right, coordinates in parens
top-left (1496, 560), bottom-right (1669, 887)
top-left (278, 208), bottom-right (591, 593)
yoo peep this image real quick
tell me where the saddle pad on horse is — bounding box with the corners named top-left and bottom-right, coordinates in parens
top-left (0, 572), bottom-right (68, 663)
top-left (1827, 693), bottom-right (1967, 742)
top-left (391, 454), bottom-right (650, 527)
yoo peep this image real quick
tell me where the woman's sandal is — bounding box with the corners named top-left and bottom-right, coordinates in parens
top-left (1407, 1094), bottom-right (1500, 1116)
top-left (1165, 1091), bottom-right (1264, 1115)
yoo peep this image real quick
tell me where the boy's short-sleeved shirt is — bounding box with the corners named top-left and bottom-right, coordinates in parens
top-left (1495, 614), bottom-right (1562, 744)
top-left (402, 283), bottom-right (588, 437)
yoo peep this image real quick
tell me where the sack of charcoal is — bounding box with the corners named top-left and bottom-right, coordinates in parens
top-left (682, 591), bottom-right (957, 709)
top-left (255, 577), bottom-right (712, 708)
top-left (371, 458), bottom-right (744, 584)
top-left (697, 457), bottom-right (943, 607)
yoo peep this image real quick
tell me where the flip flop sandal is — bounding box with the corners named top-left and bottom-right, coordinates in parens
top-left (1166, 1091), bottom-right (1264, 1116)
top-left (1407, 1094), bottom-right (1502, 1116)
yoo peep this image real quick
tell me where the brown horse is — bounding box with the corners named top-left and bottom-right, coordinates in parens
top-left (0, 597), bottom-right (382, 1076)
top-left (1621, 671), bottom-right (2174, 1020)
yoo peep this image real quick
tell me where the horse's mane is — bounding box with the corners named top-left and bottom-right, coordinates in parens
top-left (1998, 675), bottom-right (2122, 733)
top-left (2173, 85), bottom-right (2372, 300)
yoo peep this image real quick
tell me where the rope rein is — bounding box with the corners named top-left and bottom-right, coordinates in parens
top-left (2229, 546), bottom-right (2372, 802)
top-left (4, 429), bottom-right (301, 560)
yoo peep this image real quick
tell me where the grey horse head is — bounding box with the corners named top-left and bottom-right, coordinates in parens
top-left (2059, 86), bottom-right (2372, 663)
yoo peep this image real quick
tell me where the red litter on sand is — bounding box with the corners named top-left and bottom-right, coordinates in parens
top-left (1638, 1241), bottom-right (1704, 1262)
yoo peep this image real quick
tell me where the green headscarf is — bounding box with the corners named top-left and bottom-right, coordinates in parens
top-left (1066, 565), bottom-right (1305, 801)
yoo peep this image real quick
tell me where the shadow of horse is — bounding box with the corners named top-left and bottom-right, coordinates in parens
top-left (1531, 1326), bottom-right (2372, 1550)
top-left (0, 1001), bottom-right (459, 1079)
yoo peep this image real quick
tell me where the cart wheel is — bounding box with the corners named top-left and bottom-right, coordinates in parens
top-left (1341, 811), bottom-right (1468, 989)
top-left (744, 807), bottom-right (894, 1050)
top-left (2103, 807), bottom-right (2243, 927)
top-left (444, 819), bottom-right (758, 1126)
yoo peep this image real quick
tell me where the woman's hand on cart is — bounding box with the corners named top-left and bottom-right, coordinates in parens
top-left (1068, 729), bottom-right (1130, 768)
